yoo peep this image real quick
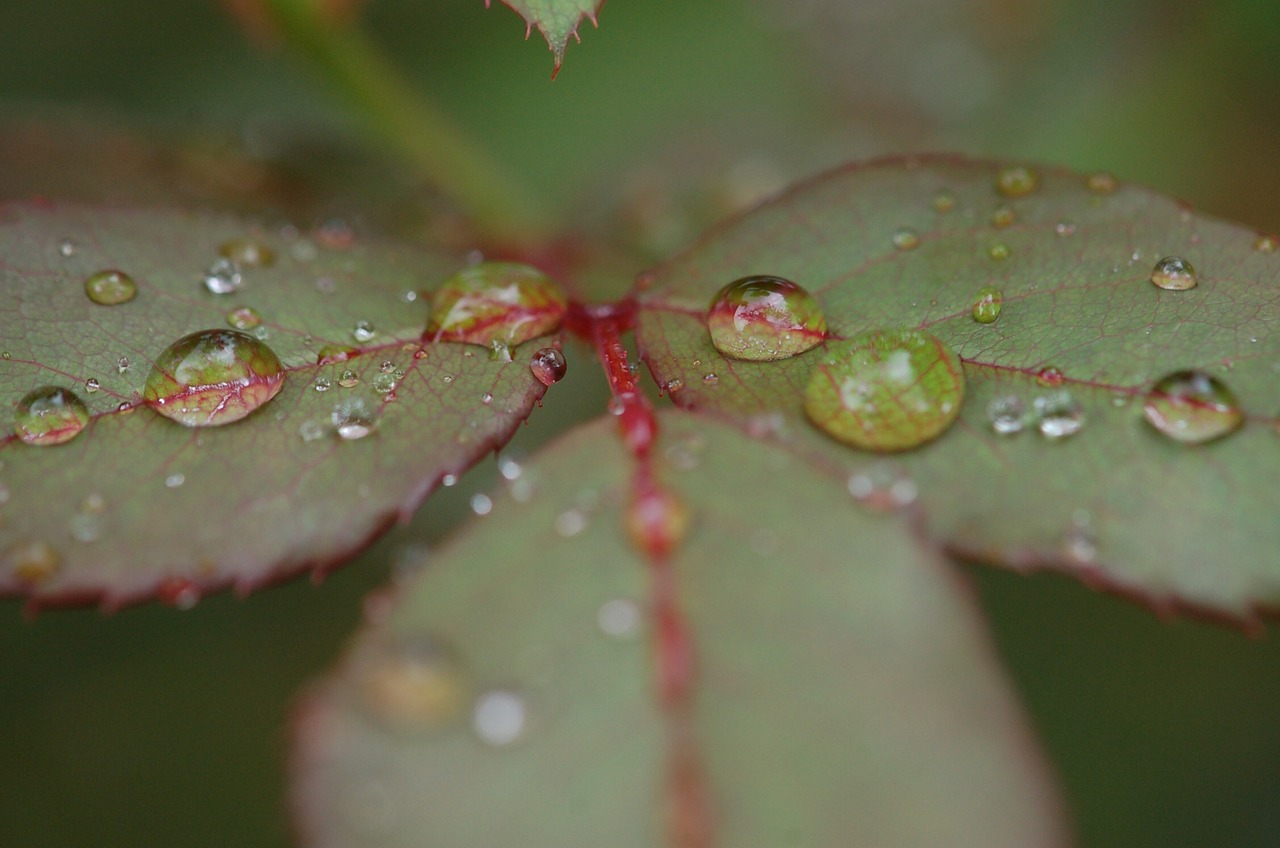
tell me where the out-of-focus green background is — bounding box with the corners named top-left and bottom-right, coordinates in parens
top-left (2, 1), bottom-right (1279, 846)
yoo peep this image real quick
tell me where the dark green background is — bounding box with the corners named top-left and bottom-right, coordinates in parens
top-left (2, 1), bottom-right (1279, 845)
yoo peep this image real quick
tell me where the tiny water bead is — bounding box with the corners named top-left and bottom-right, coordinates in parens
top-left (1150, 256), bottom-right (1198, 291)
top-left (338, 370), bottom-right (359, 388)
top-left (489, 339), bottom-right (513, 363)
top-left (891, 227), bottom-right (920, 250)
top-left (1035, 366), bottom-right (1066, 388)
top-left (226, 306), bottom-right (262, 330)
top-left (1142, 370), bottom-right (1243, 444)
top-left (13, 386), bottom-right (90, 446)
top-left (352, 320), bottom-right (376, 343)
top-left (1033, 391), bottom-right (1084, 439)
top-left (84, 269), bottom-right (137, 306)
top-left (425, 262), bottom-right (567, 348)
top-left (143, 329), bottom-right (285, 427)
top-left (803, 328), bottom-right (965, 452)
top-left (971, 287), bottom-right (1002, 323)
top-left (988, 242), bottom-right (1011, 261)
top-left (986, 395), bottom-right (1026, 435)
top-left (84, 378), bottom-right (100, 393)
top-left (218, 237), bottom-right (275, 268)
top-left (529, 347), bottom-right (567, 386)
top-left (932, 190), bottom-right (957, 213)
top-left (706, 274), bottom-right (828, 361)
top-left (995, 165), bottom-right (1039, 198)
top-left (202, 257), bottom-right (242, 294)
top-left (332, 398), bottom-right (376, 440)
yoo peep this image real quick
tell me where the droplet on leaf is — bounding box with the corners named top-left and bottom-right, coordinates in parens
top-left (218, 237), bottom-right (275, 268)
top-left (988, 242), bottom-right (1011, 261)
top-left (352, 320), bottom-right (376, 343)
top-left (1150, 256), bottom-right (1198, 291)
top-left (299, 420), bottom-right (325, 442)
top-left (995, 165), bottom-right (1039, 197)
top-left (1033, 391), bottom-right (1084, 440)
top-left (1035, 366), bottom-right (1066, 388)
top-left (971, 287), bottom-right (1003, 323)
top-left (337, 370), bottom-right (359, 388)
top-left (165, 472), bottom-right (185, 488)
top-left (158, 577), bottom-right (200, 609)
top-left (891, 227), bottom-right (920, 250)
top-left (202, 258), bottom-right (242, 294)
top-left (489, 339), bottom-right (513, 363)
top-left (314, 377), bottom-right (332, 392)
top-left (986, 395), bottom-right (1026, 435)
top-left (1142, 370), bottom-right (1243, 444)
top-left (143, 329), bottom-right (285, 427)
top-left (991, 205), bottom-right (1015, 228)
top-left (84, 269), bottom-right (137, 306)
top-left (360, 634), bottom-right (468, 730)
top-left (932, 189), bottom-right (957, 213)
top-left (803, 328), bottom-right (965, 452)
top-left (226, 306), bottom-right (262, 330)
top-left (84, 378), bottom-right (100, 394)
top-left (332, 398), bottom-right (376, 440)
top-left (529, 347), bottom-right (567, 386)
top-left (57, 238), bottom-right (77, 257)
top-left (706, 274), bottom-right (828, 361)
top-left (1253, 235), bottom-right (1277, 253)
top-left (13, 386), bottom-right (90, 446)
top-left (425, 262), bottom-right (567, 349)
top-left (626, 488), bottom-right (692, 559)
top-left (472, 689), bottom-right (528, 747)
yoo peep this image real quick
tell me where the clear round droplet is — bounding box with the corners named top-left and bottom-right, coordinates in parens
top-left (1150, 256), bottom-right (1198, 291)
top-left (218, 237), bottom-right (275, 268)
top-left (58, 238), bottom-right (77, 257)
top-left (996, 165), bottom-right (1039, 198)
top-left (1033, 391), bottom-right (1084, 440)
top-left (226, 306), bottom-right (262, 330)
top-left (84, 269), bottom-right (137, 306)
top-left (971, 287), bottom-right (1003, 323)
top-left (425, 262), bottom-right (567, 349)
top-left (165, 472), bottom-right (186, 488)
top-left (530, 347), bottom-right (567, 386)
top-left (332, 398), bottom-right (376, 440)
top-left (707, 274), bottom-right (828, 361)
top-left (803, 328), bottom-right (965, 452)
top-left (84, 378), bottom-right (100, 393)
top-left (986, 395), bottom-right (1026, 435)
top-left (117, 356), bottom-right (131, 374)
top-left (472, 689), bottom-right (528, 746)
top-left (143, 329), bottom-right (285, 427)
top-left (202, 258), bottom-right (242, 294)
top-left (338, 370), bottom-right (359, 389)
top-left (314, 377), bottom-right (332, 392)
top-left (13, 386), bottom-right (90, 446)
top-left (891, 227), bottom-right (920, 250)
top-left (1142, 370), bottom-right (1243, 444)
top-left (352, 320), bottom-right (376, 343)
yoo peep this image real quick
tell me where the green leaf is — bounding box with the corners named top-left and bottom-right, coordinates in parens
top-left (488, 0), bottom-right (602, 75)
top-left (290, 412), bottom-right (1068, 847)
top-left (0, 203), bottom-right (556, 609)
top-left (635, 155), bottom-right (1280, 623)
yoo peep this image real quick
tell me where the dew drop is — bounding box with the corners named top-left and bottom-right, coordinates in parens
top-left (372, 374), bottom-right (396, 394)
top-left (298, 420), bottom-right (325, 442)
top-left (226, 306), bottom-right (261, 330)
top-left (1150, 256), bottom-right (1198, 291)
top-left (1033, 391), bottom-right (1084, 439)
top-left (991, 204), bottom-right (1015, 228)
top-left (165, 472), bottom-right (186, 488)
top-left (803, 328), bottom-right (965, 452)
top-left (986, 395), bottom-right (1026, 435)
top-left (360, 634), bottom-right (468, 729)
top-left (469, 493), bottom-right (493, 515)
top-left (13, 386), bottom-right (90, 446)
top-left (846, 461), bottom-right (918, 511)
top-left (625, 488), bottom-right (691, 558)
top-left (218, 237), bottom-right (275, 268)
top-left (529, 347), bottom-right (567, 387)
top-left (706, 275), bottom-right (828, 361)
top-left (8, 539), bottom-right (60, 585)
top-left (425, 262), bottom-right (567, 349)
top-left (971, 287), bottom-right (1003, 324)
top-left (472, 689), bottom-right (528, 746)
top-left (1035, 366), bottom-right (1066, 388)
top-left (158, 577), bottom-right (200, 609)
top-left (332, 398), bottom-right (376, 440)
top-left (84, 269), bottom-right (138, 305)
top-left (58, 238), bottom-right (77, 257)
top-left (202, 258), bottom-right (242, 294)
top-left (1061, 511), bottom-right (1098, 564)
top-left (352, 320), bottom-right (376, 343)
top-left (117, 356), bottom-right (131, 374)
top-left (932, 189), bottom-right (957, 213)
top-left (988, 242), bottom-right (1011, 261)
top-left (1085, 172), bottom-right (1118, 194)
top-left (661, 378), bottom-right (684, 395)
top-left (1254, 235), bottom-right (1277, 253)
top-left (891, 227), bottom-right (920, 250)
top-left (441, 473), bottom-right (458, 487)
top-left (996, 165), bottom-right (1039, 197)
top-left (313, 377), bottom-right (332, 393)
top-left (337, 370), bottom-right (359, 388)
top-left (480, 392), bottom-right (493, 405)
top-left (84, 378), bottom-right (100, 394)
top-left (1142, 370), bottom-right (1242, 444)
top-left (597, 598), bottom-right (642, 639)
top-left (702, 372), bottom-right (719, 386)
top-left (143, 329), bottom-right (285, 427)
top-left (489, 339), bottom-right (513, 363)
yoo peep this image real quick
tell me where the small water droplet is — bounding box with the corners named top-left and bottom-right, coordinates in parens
top-left (299, 420), bottom-right (325, 442)
top-left (991, 204), bottom-right (1015, 228)
top-left (360, 634), bottom-right (468, 729)
top-left (143, 330), bottom-right (284, 427)
top-left (892, 227), bottom-right (920, 250)
top-left (597, 598), bottom-right (642, 639)
top-left (337, 370), bottom-right (359, 388)
top-left (1035, 366), bottom-right (1066, 388)
top-left (1150, 256), bottom-right (1198, 291)
top-left (1033, 391), bottom-right (1084, 439)
top-left (1254, 235), bottom-right (1277, 253)
top-left (58, 238), bottom-right (77, 257)
top-left (1141, 370), bottom-right (1243, 444)
top-left (988, 242), bottom-right (1011, 261)
top-left (472, 689), bottom-right (528, 746)
top-left (202, 257), bottom-right (242, 294)
top-left (846, 461), bottom-right (918, 511)
top-left (218, 237), bottom-right (275, 268)
top-left (441, 473), bottom-right (458, 487)
top-left (8, 539), bottom-right (61, 585)
top-left (706, 275), bottom-right (827, 362)
top-left (469, 493), bottom-right (493, 515)
top-left (426, 262), bottom-right (567, 349)
top-left (489, 339), bottom-right (513, 363)
top-left (986, 395), bottom-right (1026, 434)
top-left (1085, 172), bottom-right (1118, 194)
top-left (554, 508), bottom-right (587, 537)
top-left (332, 398), bottom-right (376, 440)
top-left (996, 165), bottom-right (1039, 197)
top-left (117, 356), bottom-right (131, 374)
top-left (412, 347), bottom-right (428, 360)
top-left (971, 287), bottom-right (1003, 323)
top-left (933, 189), bottom-right (957, 213)
top-left (165, 472), bottom-right (186, 488)
top-left (480, 392), bottom-right (493, 405)
top-left (352, 320), bottom-right (376, 343)
top-left (661, 378), bottom-right (684, 395)
top-left (226, 305), bottom-right (262, 330)
top-left (13, 386), bottom-right (90, 446)
top-left (441, 374), bottom-right (454, 384)
top-left (529, 347), bottom-right (567, 386)
top-left (702, 372), bottom-right (719, 386)
top-left (803, 328), bottom-right (965, 452)
top-left (84, 378), bottom-right (100, 393)
top-left (314, 377), bottom-right (332, 392)
top-left (84, 269), bottom-right (138, 306)
top-left (378, 360), bottom-right (394, 374)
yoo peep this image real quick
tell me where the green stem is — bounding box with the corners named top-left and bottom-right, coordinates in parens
top-left (261, 0), bottom-right (551, 244)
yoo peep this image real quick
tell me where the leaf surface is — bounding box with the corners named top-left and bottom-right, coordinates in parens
top-left (489, 0), bottom-right (602, 73)
top-left (635, 155), bottom-right (1280, 622)
top-left (290, 412), bottom-right (1068, 847)
top-left (0, 203), bottom-right (555, 608)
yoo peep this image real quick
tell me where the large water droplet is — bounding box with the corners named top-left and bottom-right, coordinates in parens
top-left (218, 238), bottom-right (275, 268)
top-left (996, 165), bottom-right (1039, 197)
top-left (1033, 390), bottom-right (1084, 439)
top-left (530, 347), bottom-right (567, 386)
top-left (360, 634), bottom-right (468, 729)
top-left (84, 269), bottom-right (137, 306)
top-left (1142, 370), bottom-right (1243, 443)
top-left (706, 275), bottom-right (827, 361)
top-left (971, 287), bottom-right (1002, 323)
top-left (425, 262), bottom-right (567, 349)
top-left (1150, 256), bottom-right (1197, 291)
top-left (143, 329), bottom-right (285, 427)
top-left (202, 258), bottom-right (242, 294)
top-left (472, 689), bottom-right (528, 746)
top-left (13, 386), bottom-right (90, 446)
top-left (803, 328), bottom-right (965, 452)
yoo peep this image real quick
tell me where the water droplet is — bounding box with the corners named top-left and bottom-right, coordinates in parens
top-left (58, 238), bottom-right (77, 257)
top-left (7, 539), bottom-right (60, 585)
top-left (988, 242), bottom-right (1011, 261)
top-left (1141, 370), bottom-right (1243, 444)
top-left (554, 508), bottom-right (587, 538)
top-left (441, 374), bottom-right (454, 384)
top-left (803, 328), bottom-right (965, 452)
top-left (202, 257), bottom-right (242, 294)
top-left (996, 165), bottom-right (1039, 197)
top-left (986, 395), bottom-right (1026, 434)
top-left (314, 377), bottom-right (333, 393)
top-left (372, 374), bottom-right (396, 394)
top-left (707, 275), bottom-right (828, 361)
top-left (84, 269), bottom-right (137, 306)
top-left (425, 262), bottom-right (567, 349)
top-left (1254, 235), bottom-right (1277, 253)
top-left (13, 386), bottom-right (90, 446)
top-left (932, 190), bottom-right (957, 213)
top-left (662, 378), bottom-right (684, 395)
top-left (1150, 256), bottom-right (1198, 291)
top-left (226, 306), bottom-right (262, 330)
top-left (165, 472), bottom-right (186, 488)
top-left (337, 370), bottom-right (359, 388)
top-left (1035, 366), bottom-right (1065, 388)
top-left (472, 689), bottom-right (528, 746)
top-left (597, 598), bottom-right (642, 639)
top-left (117, 356), bottom-right (131, 374)
top-left (332, 398), bottom-right (375, 440)
top-left (891, 227), bottom-right (920, 250)
top-left (352, 320), bottom-right (376, 343)
top-left (1033, 391), bottom-right (1084, 439)
top-left (143, 329), bottom-right (285, 427)
top-left (528, 347), bottom-right (568, 387)
top-left (218, 237), bottom-right (275, 268)
top-left (360, 634), bottom-right (468, 729)
top-left (441, 473), bottom-right (458, 487)
top-left (480, 392), bottom-right (493, 405)
top-left (376, 360), bottom-right (393, 374)
top-left (84, 378), bottom-right (100, 393)
top-left (991, 204), bottom-right (1015, 228)
top-left (971, 287), bottom-right (1002, 323)
top-left (702, 372), bottom-right (719, 386)
top-left (412, 347), bottom-right (428, 360)
top-left (489, 339), bottom-right (513, 363)
top-left (299, 420), bottom-right (325, 442)
top-left (1085, 172), bottom-right (1117, 194)
top-left (846, 461), bottom-right (918, 511)
top-left (469, 493), bottom-right (493, 515)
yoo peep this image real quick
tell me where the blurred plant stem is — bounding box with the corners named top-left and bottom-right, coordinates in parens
top-left (257, 0), bottom-right (553, 245)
